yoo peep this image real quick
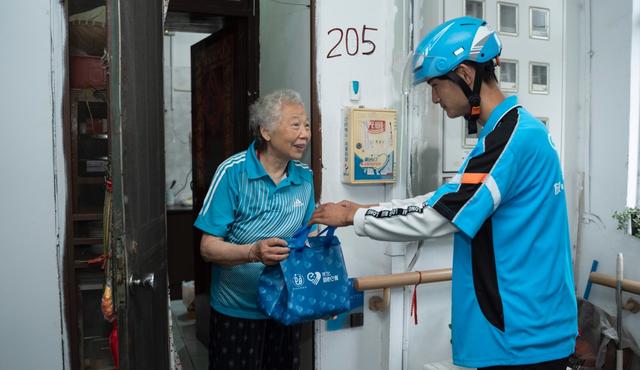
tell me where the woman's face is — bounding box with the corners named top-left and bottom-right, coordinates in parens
top-left (262, 102), bottom-right (310, 161)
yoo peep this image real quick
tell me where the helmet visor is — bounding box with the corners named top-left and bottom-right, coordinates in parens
top-left (401, 51), bottom-right (452, 96)
top-left (401, 51), bottom-right (418, 96)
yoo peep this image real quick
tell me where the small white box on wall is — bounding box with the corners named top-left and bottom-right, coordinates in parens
top-left (342, 107), bottom-right (397, 184)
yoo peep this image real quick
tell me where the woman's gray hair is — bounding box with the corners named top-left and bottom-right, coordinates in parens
top-left (249, 89), bottom-right (304, 151)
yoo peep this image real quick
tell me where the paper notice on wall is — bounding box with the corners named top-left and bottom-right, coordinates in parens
top-left (343, 108), bottom-right (397, 184)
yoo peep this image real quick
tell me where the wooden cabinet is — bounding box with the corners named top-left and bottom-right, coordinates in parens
top-left (166, 207), bottom-right (195, 300)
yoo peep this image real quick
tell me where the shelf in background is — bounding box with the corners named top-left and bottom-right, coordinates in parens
top-left (73, 213), bottom-right (103, 221)
top-left (79, 133), bottom-right (108, 140)
top-left (77, 177), bottom-right (105, 184)
top-left (74, 237), bottom-right (104, 245)
top-left (74, 260), bottom-right (104, 270)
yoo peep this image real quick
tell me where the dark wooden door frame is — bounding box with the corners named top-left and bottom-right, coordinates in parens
top-left (109, 0), bottom-right (168, 368)
top-left (167, 0), bottom-right (259, 101)
top-left (310, 0), bottom-right (322, 201)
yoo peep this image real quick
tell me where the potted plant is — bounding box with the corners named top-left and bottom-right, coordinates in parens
top-left (612, 207), bottom-right (640, 238)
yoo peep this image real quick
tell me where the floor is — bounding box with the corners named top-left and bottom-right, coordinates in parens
top-left (170, 300), bottom-right (208, 370)
top-left (170, 299), bottom-right (315, 370)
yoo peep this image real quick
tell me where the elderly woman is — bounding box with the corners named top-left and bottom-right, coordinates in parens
top-left (194, 89), bottom-right (314, 370)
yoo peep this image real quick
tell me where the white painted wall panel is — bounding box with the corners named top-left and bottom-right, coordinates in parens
top-left (315, 1), bottom-right (403, 369)
top-left (0, 0), bottom-right (66, 369)
top-left (260, 0), bottom-right (312, 164)
top-left (260, 1), bottom-right (311, 110)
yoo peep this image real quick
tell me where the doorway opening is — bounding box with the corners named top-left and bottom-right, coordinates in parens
top-left (163, 8), bottom-right (257, 368)
top-left (162, 1), bottom-right (316, 369)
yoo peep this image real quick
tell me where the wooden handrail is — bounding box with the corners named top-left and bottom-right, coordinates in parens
top-left (357, 270), bottom-right (639, 312)
top-left (354, 268), bottom-right (452, 291)
top-left (355, 270), bottom-right (640, 294)
top-left (589, 272), bottom-right (640, 295)
top-left (355, 268), bottom-right (452, 312)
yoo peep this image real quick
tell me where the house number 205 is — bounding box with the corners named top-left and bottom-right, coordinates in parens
top-left (326, 25), bottom-right (379, 59)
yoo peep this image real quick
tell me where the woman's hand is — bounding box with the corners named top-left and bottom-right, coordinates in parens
top-left (250, 238), bottom-right (290, 265)
top-left (200, 234), bottom-right (289, 266)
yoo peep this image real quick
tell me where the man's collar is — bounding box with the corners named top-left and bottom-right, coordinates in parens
top-left (479, 95), bottom-right (520, 138)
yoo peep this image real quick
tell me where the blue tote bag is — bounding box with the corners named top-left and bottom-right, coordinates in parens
top-left (257, 226), bottom-right (352, 325)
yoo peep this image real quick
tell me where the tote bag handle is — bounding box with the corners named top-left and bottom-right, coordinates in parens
top-left (288, 225), bottom-right (336, 250)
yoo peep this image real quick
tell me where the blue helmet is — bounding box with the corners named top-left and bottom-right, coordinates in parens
top-left (412, 16), bottom-right (502, 85)
top-left (405, 16), bottom-right (502, 134)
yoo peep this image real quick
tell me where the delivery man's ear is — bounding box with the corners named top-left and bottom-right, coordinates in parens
top-left (455, 63), bottom-right (475, 87)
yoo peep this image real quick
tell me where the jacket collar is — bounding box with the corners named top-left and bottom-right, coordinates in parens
top-left (479, 95), bottom-right (520, 138)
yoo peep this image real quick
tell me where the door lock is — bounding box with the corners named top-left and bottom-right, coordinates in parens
top-left (129, 273), bottom-right (155, 289)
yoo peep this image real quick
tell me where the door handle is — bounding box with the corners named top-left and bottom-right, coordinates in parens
top-left (129, 273), bottom-right (155, 290)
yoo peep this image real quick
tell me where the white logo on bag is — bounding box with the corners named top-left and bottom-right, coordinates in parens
top-left (293, 274), bottom-right (305, 287)
top-left (322, 271), bottom-right (339, 283)
top-left (307, 272), bottom-right (321, 285)
top-left (293, 198), bottom-right (304, 207)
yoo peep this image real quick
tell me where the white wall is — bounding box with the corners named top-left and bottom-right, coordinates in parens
top-left (574, 0), bottom-right (640, 342)
top-left (260, 0), bottom-right (311, 108)
top-left (259, 0), bottom-right (312, 163)
top-left (0, 0), bottom-right (66, 369)
top-left (563, 0), bottom-right (583, 275)
top-left (313, 1), bottom-right (440, 369)
top-left (163, 32), bottom-right (208, 206)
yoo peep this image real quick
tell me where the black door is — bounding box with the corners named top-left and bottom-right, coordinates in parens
top-left (108, 0), bottom-right (168, 368)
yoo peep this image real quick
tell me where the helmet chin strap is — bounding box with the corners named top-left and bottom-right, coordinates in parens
top-left (445, 65), bottom-right (485, 135)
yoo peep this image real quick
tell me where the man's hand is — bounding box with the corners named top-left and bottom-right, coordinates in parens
top-left (309, 200), bottom-right (367, 227)
top-left (251, 238), bottom-right (289, 265)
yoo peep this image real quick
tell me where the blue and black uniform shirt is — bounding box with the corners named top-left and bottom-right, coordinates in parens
top-left (427, 96), bottom-right (577, 367)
